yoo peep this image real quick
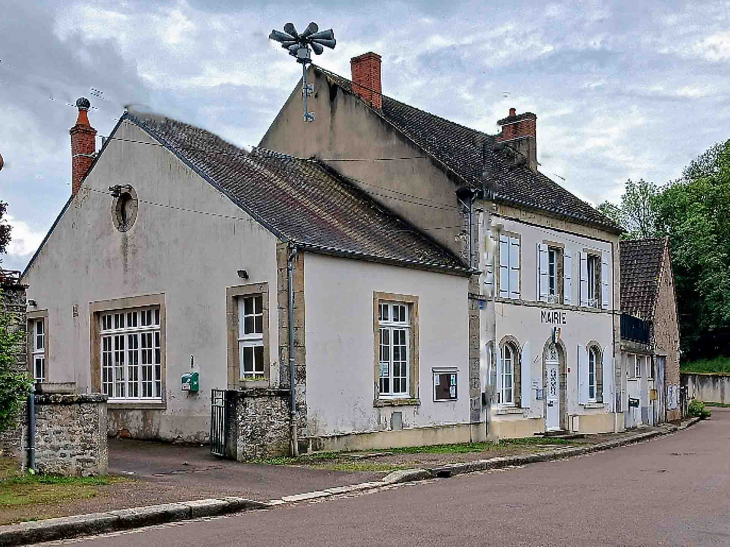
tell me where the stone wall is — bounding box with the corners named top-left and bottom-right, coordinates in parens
top-left (221, 388), bottom-right (291, 461)
top-left (682, 373), bottom-right (730, 406)
top-left (0, 275), bottom-right (27, 461)
top-left (35, 393), bottom-right (108, 476)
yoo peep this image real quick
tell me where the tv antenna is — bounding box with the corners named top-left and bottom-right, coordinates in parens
top-left (269, 22), bottom-right (336, 122)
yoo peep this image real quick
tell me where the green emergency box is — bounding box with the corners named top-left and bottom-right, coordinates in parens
top-left (182, 371), bottom-right (200, 393)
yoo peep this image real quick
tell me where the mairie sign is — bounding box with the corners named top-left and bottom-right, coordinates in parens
top-left (540, 310), bottom-right (567, 325)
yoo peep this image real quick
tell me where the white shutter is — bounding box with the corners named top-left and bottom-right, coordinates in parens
top-left (509, 237), bottom-right (521, 299)
top-left (499, 235), bottom-right (509, 298)
top-left (601, 251), bottom-right (610, 310)
top-left (579, 252), bottom-right (589, 307)
top-left (496, 347), bottom-right (503, 405)
top-left (578, 344), bottom-right (589, 404)
top-left (563, 250), bottom-right (572, 305)
top-left (538, 243), bottom-right (549, 302)
top-left (521, 342), bottom-right (531, 409)
top-left (603, 352), bottom-right (614, 410)
top-left (484, 235), bottom-right (495, 295)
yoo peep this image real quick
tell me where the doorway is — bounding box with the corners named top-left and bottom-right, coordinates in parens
top-left (544, 342), bottom-right (564, 431)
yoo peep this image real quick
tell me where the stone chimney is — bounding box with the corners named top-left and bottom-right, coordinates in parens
top-left (69, 97), bottom-right (97, 196)
top-left (497, 108), bottom-right (537, 171)
top-left (350, 52), bottom-right (382, 109)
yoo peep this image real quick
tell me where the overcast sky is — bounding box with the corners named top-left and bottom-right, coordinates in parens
top-left (1, 0), bottom-right (729, 271)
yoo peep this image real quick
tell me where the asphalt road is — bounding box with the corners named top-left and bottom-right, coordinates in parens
top-left (62, 409), bottom-right (730, 547)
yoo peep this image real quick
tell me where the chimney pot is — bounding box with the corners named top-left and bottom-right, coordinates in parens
top-left (69, 97), bottom-right (97, 196)
top-left (497, 109), bottom-right (538, 172)
top-left (350, 52), bottom-right (382, 110)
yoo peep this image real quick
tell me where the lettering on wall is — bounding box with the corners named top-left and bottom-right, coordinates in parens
top-left (540, 310), bottom-right (567, 325)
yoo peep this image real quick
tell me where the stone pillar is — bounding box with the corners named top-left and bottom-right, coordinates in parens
top-left (234, 388), bottom-right (291, 460)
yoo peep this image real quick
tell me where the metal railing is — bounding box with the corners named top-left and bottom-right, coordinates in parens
top-left (210, 389), bottom-right (226, 457)
top-left (621, 313), bottom-right (651, 344)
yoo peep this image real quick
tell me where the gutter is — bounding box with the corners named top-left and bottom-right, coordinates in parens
top-left (287, 244), bottom-right (299, 457)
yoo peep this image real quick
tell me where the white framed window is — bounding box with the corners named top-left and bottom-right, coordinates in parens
top-left (636, 355), bottom-right (644, 378)
top-left (238, 295), bottom-right (264, 379)
top-left (588, 347), bottom-right (598, 401)
top-left (548, 248), bottom-right (558, 300)
top-left (378, 302), bottom-right (410, 397)
top-left (627, 354), bottom-right (637, 380)
top-left (100, 308), bottom-right (161, 401)
top-left (32, 319), bottom-right (46, 383)
top-left (499, 344), bottom-right (515, 406)
top-left (587, 255), bottom-right (599, 308)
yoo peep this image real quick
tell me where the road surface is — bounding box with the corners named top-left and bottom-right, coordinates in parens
top-left (52, 409), bottom-right (730, 547)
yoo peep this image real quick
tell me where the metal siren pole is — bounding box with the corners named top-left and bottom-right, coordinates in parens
top-left (268, 22), bottom-right (336, 123)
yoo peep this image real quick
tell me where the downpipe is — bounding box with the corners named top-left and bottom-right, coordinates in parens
top-left (28, 384), bottom-right (36, 472)
top-left (287, 245), bottom-right (299, 457)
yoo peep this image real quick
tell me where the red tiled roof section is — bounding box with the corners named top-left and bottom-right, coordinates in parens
top-left (124, 113), bottom-right (469, 274)
top-left (620, 238), bottom-right (668, 320)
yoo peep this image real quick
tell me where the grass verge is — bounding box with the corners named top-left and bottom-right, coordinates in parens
top-left (681, 357), bottom-right (730, 374)
top-left (0, 457), bottom-right (128, 515)
top-left (703, 401), bottom-right (730, 407)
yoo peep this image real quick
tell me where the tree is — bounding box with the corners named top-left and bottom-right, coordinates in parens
top-left (0, 289), bottom-right (32, 432)
top-left (597, 179), bottom-right (659, 239)
top-left (654, 140), bottom-right (730, 359)
top-left (0, 201), bottom-right (11, 260)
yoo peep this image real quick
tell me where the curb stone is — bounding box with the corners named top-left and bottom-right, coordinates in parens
top-left (0, 417), bottom-right (702, 547)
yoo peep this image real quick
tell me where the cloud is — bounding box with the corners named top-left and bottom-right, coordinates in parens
top-left (3, 0), bottom-right (730, 271)
top-left (2, 215), bottom-right (47, 271)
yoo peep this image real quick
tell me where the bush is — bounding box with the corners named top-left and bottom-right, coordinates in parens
top-left (0, 289), bottom-right (32, 432)
top-left (687, 399), bottom-right (712, 420)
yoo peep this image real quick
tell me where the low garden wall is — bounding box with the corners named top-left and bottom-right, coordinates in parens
top-left (682, 372), bottom-right (730, 405)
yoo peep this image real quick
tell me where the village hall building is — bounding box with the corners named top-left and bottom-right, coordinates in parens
top-left (22, 51), bottom-right (633, 454)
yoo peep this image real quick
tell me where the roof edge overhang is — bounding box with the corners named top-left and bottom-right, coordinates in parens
top-left (288, 240), bottom-right (476, 277)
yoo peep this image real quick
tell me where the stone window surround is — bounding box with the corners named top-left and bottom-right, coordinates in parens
top-left (226, 282), bottom-right (270, 389)
top-left (27, 309), bottom-right (49, 382)
top-left (498, 335), bottom-right (523, 408)
top-left (373, 292), bottom-right (419, 406)
top-left (90, 293), bottom-right (167, 410)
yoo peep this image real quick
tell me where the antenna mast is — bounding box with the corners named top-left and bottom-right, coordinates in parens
top-left (269, 22), bottom-right (336, 122)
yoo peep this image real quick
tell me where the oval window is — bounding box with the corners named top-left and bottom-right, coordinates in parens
top-left (112, 186), bottom-right (139, 232)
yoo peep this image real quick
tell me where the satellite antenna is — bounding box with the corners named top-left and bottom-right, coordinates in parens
top-left (268, 22), bottom-right (336, 122)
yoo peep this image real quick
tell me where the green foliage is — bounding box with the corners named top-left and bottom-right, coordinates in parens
top-left (597, 178), bottom-right (660, 240)
top-left (687, 399), bottom-right (712, 419)
top-left (0, 201), bottom-right (11, 259)
top-left (601, 140), bottom-right (730, 359)
top-left (0, 290), bottom-right (32, 432)
top-left (654, 140), bottom-right (730, 358)
top-left (681, 357), bottom-right (730, 374)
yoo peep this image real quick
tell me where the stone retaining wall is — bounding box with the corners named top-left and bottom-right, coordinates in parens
top-left (682, 372), bottom-right (730, 405)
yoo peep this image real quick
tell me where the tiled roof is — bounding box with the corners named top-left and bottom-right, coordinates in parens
top-left (620, 238), bottom-right (668, 320)
top-left (124, 112), bottom-right (470, 274)
top-left (314, 66), bottom-right (622, 234)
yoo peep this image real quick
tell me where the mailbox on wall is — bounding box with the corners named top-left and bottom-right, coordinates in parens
top-left (628, 397), bottom-right (640, 408)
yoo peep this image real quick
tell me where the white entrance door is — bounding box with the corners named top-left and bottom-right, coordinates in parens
top-left (546, 361), bottom-right (560, 431)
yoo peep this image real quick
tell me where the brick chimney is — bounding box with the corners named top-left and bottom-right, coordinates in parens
top-left (497, 108), bottom-right (537, 171)
top-left (69, 97), bottom-right (97, 196)
top-left (350, 52), bottom-right (382, 109)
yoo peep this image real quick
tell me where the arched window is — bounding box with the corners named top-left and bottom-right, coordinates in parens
top-left (588, 346), bottom-right (598, 401)
top-left (499, 344), bottom-right (515, 406)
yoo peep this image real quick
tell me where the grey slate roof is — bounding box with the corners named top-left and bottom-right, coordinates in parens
top-left (124, 112), bottom-right (470, 274)
top-left (620, 238), bottom-right (668, 320)
top-left (314, 66), bottom-right (622, 234)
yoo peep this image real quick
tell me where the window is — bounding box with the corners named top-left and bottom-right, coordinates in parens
top-left (499, 234), bottom-right (521, 300)
top-left (587, 255), bottom-right (599, 308)
top-left (588, 347), bottom-right (598, 401)
top-left (32, 319), bottom-right (45, 383)
top-left (548, 248), bottom-right (558, 301)
top-left (636, 355), bottom-right (644, 378)
top-left (100, 308), bottom-right (161, 400)
top-left (538, 243), bottom-right (565, 304)
top-left (499, 344), bottom-right (515, 406)
top-left (628, 354), bottom-right (637, 379)
top-left (433, 370), bottom-right (458, 401)
top-left (238, 295), bottom-right (264, 379)
top-left (378, 302), bottom-right (410, 397)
